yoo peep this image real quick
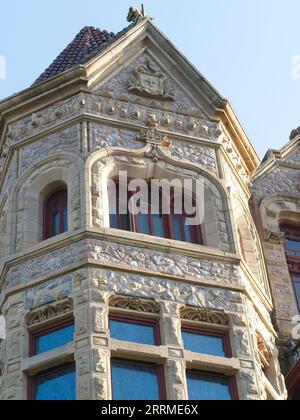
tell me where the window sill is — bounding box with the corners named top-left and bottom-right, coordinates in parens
top-left (184, 350), bottom-right (240, 374)
top-left (21, 342), bottom-right (74, 376)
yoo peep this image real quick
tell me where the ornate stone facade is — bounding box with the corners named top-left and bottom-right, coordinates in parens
top-left (0, 8), bottom-right (288, 400)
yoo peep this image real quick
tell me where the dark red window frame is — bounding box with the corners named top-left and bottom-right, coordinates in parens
top-left (109, 313), bottom-right (161, 346)
top-left (280, 220), bottom-right (300, 312)
top-left (27, 362), bottom-right (76, 401)
top-left (109, 181), bottom-right (203, 245)
top-left (43, 187), bottom-right (68, 240)
top-left (111, 358), bottom-right (166, 401)
top-left (29, 317), bottom-right (74, 358)
top-left (181, 325), bottom-right (232, 358)
top-left (186, 369), bottom-right (239, 400)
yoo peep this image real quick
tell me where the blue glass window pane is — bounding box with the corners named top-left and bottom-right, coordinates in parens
top-left (173, 215), bottom-right (183, 241)
top-left (152, 214), bottom-right (164, 238)
top-left (182, 331), bottom-right (226, 357)
top-left (36, 324), bottom-right (75, 355)
top-left (52, 212), bottom-right (60, 236)
top-left (110, 213), bottom-right (118, 229)
top-left (110, 320), bottom-right (156, 345)
top-left (112, 360), bottom-right (160, 400)
top-left (137, 213), bottom-right (150, 235)
top-left (293, 281), bottom-right (300, 309)
top-left (286, 240), bottom-right (300, 256)
top-left (184, 221), bottom-right (192, 243)
top-left (187, 371), bottom-right (232, 401)
top-left (63, 206), bottom-right (68, 232)
top-left (35, 365), bottom-right (76, 401)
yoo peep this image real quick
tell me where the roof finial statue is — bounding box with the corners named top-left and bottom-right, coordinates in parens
top-left (127, 5), bottom-right (150, 23)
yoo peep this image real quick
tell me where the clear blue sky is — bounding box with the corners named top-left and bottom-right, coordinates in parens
top-left (0, 0), bottom-right (300, 158)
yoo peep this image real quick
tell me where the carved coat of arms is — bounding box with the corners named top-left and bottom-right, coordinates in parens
top-left (128, 61), bottom-right (175, 101)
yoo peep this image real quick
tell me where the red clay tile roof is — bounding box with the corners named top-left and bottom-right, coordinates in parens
top-left (33, 25), bottom-right (132, 85)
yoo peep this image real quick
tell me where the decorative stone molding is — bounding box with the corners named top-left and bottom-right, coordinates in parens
top-left (109, 295), bottom-right (161, 314)
top-left (264, 229), bottom-right (286, 244)
top-left (180, 306), bottom-right (229, 326)
top-left (137, 114), bottom-right (171, 147)
top-left (26, 298), bottom-right (73, 327)
top-left (128, 61), bottom-right (175, 101)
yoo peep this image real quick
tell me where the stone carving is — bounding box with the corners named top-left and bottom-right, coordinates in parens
top-left (78, 352), bottom-right (90, 376)
top-left (180, 306), bottom-right (229, 326)
top-left (26, 298), bottom-right (73, 327)
top-left (290, 126), bottom-right (300, 140)
top-left (264, 229), bottom-right (286, 244)
top-left (137, 114), bottom-right (171, 147)
top-left (128, 61), bottom-right (175, 101)
top-left (165, 317), bottom-right (182, 346)
top-left (78, 377), bottom-right (90, 400)
top-left (127, 6), bottom-right (146, 23)
top-left (95, 378), bottom-right (107, 400)
top-left (93, 307), bottom-right (107, 334)
top-left (94, 349), bottom-right (107, 374)
top-left (76, 308), bottom-right (88, 336)
top-left (256, 334), bottom-right (272, 369)
top-left (109, 295), bottom-right (160, 314)
top-left (168, 360), bottom-right (185, 385)
top-left (235, 329), bottom-right (251, 357)
top-left (241, 371), bottom-right (259, 395)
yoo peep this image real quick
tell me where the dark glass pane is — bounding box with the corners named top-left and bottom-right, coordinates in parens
top-left (187, 371), bottom-right (232, 401)
top-left (110, 320), bottom-right (156, 346)
top-left (182, 331), bottom-right (226, 357)
top-left (35, 365), bottom-right (76, 401)
top-left (52, 212), bottom-right (60, 236)
top-left (36, 324), bottom-right (75, 355)
top-left (137, 213), bottom-right (150, 235)
top-left (120, 214), bottom-right (131, 231)
top-left (173, 215), bottom-right (183, 241)
top-left (63, 206), bottom-right (68, 232)
top-left (152, 214), bottom-right (165, 238)
top-left (112, 360), bottom-right (160, 400)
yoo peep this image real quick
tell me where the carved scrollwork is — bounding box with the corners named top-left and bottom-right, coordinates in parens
top-left (109, 295), bottom-right (160, 314)
top-left (180, 306), bottom-right (229, 326)
top-left (26, 298), bottom-right (73, 327)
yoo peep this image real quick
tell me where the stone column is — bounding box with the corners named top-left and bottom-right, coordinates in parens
top-left (73, 267), bottom-right (110, 400)
top-left (159, 301), bottom-right (188, 400)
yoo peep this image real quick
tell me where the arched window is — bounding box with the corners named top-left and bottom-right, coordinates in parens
top-left (109, 181), bottom-right (203, 245)
top-left (44, 188), bottom-right (68, 240)
top-left (280, 220), bottom-right (300, 312)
